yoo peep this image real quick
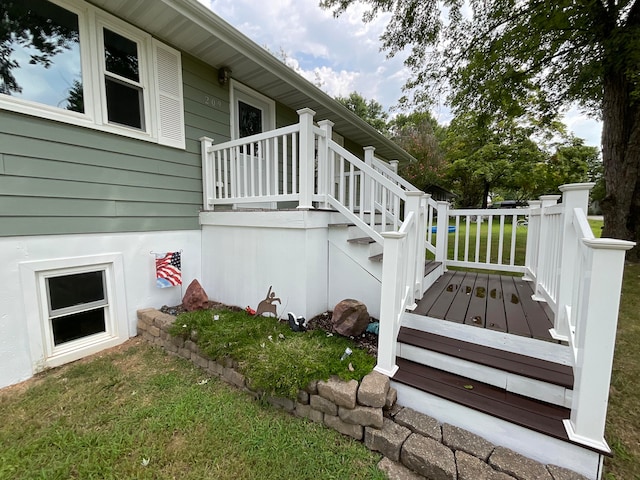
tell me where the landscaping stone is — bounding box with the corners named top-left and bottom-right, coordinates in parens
top-left (442, 423), bottom-right (495, 461)
top-left (310, 394), bottom-right (338, 415)
top-left (386, 386), bottom-right (398, 409)
top-left (297, 390), bottom-right (309, 405)
top-left (324, 414), bottom-right (363, 440)
top-left (377, 457), bottom-right (425, 480)
top-left (456, 450), bottom-right (516, 480)
top-left (364, 417), bottom-right (411, 461)
top-left (182, 279), bottom-right (209, 311)
top-left (192, 354), bottom-right (208, 369)
top-left (358, 371), bottom-right (389, 407)
top-left (305, 379), bottom-right (319, 395)
top-left (317, 376), bottom-right (358, 409)
top-left (207, 360), bottom-right (224, 376)
top-left (223, 367), bottom-right (245, 388)
top-left (332, 299), bottom-right (370, 336)
top-left (385, 403), bottom-right (403, 418)
top-left (395, 407), bottom-right (441, 442)
top-left (153, 312), bottom-right (175, 330)
top-left (546, 465), bottom-right (589, 480)
top-left (267, 396), bottom-right (295, 412)
top-left (401, 433), bottom-right (456, 480)
top-left (489, 447), bottom-right (552, 480)
top-left (338, 405), bottom-right (383, 428)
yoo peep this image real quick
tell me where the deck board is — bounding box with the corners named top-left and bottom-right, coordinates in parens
top-left (446, 272), bottom-right (477, 323)
top-left (501, 276), bottom-right (532, 337)
top-left (465, 273), bottom-right (489, 328)
top-left (426, 272), bottom-right (464, 319)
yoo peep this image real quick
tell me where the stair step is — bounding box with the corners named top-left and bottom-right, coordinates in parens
top-left (348, 236), bottom-right (376, 245)
top-left (393, 357), bottom-right (572, 444)
top-left (397, 327), bottom-right (573, 389)
top-left (423, 260), bottom-right (441, 276)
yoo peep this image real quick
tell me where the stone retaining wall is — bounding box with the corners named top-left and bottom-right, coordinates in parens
top-left (137, 309), bottom-right (587, 480)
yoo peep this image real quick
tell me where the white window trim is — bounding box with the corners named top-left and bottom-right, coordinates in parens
top-left (0, 0), bottom-right (184, 149)
top-left (229, 79), bottom-right (276, 139)
top-left (19, 253), bottom-right (129, 372)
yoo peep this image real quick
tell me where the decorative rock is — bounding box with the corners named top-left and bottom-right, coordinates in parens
top-left (456, 451), bottom-right (516, 480)
top-left (324, 414), bottom-right (364, 440)
top-left (310, 394), bottom-right (338, 416)
top-left (401, 433), bottom-right (456, 480)
top-left (364, 417), bottom-right (411, 462)
top-left (338, 405), bottom-right (383, 428)
top-left (442, 423), bottom-right (495, 461)
top-left (332, 299), bottom-right (370, 336)
top-left (489, 447), bottom-right (552, 480)
top-left (395, 407), bottom-right (441, 442)
top-left (317, 376), bottom-right (358, 409)
top-left (377, 457), bottom-right (425, 480)
top-left (546, 465), bottom-right (589, 480)
top-left (358, 371), bottom-right (390, 407)
top-left (182, 279), bottom-right (209, 311)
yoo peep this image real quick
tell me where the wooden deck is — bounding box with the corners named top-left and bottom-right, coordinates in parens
top-left (414, 270), bottom-right (554, 341)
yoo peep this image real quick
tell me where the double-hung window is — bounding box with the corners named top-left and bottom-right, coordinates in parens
top-left (0, 0), bottom-right (185, 148)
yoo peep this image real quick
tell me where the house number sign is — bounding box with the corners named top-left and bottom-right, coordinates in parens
top-left (204, 96), bottom-right (222, 108)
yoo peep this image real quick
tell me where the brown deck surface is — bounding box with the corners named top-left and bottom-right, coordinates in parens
top-left (414, 271), bottom-right (554, 341)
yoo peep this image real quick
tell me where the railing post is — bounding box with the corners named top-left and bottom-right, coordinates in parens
top-left (564, 238), bottom-right (634, 451)
top-left (297, 108), bottom-right (316, 209)
top-left (405, 192), bottom-right (424, 303)
top-left (551, 183), bottom-right (595, 340)
top-left (532, 195), bottom-right (561, 301)
top-left (389, 159), bottom-right (399, 174)
top-left (200, 136), bottom-right (214, 211)
top-left (363, 146), bottom-right (375, 214)
top-left (317, 120), bottom-right (334, 209)
top-left (376, 231), bottom-right (405, 377)
top-left (435, 201), bottom-right (450, 266)
top-left (523, 200), bottom-right (541, 280)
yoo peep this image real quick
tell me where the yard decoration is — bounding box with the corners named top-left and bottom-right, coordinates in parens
top-left (182, 279), bottom-right (209, 311)
top-left (332, 299), bottom-right (370, 337)
top-left (254, 285), bottom-right (281, 317)
top-left (287, 312), bottom-right (307, 332)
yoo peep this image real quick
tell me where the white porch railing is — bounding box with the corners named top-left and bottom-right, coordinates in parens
top-left (200, 110), bottom-right (635, 452)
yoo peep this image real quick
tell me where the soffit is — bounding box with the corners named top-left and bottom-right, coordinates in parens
top-left (87, 0), bottom-right (414, 162)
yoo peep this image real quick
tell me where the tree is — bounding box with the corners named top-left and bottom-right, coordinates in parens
top-left (388, 110), bottom-right (447, 190)
top-left (336, 91), bottom-right (389, 134)
top-left (322, 0), bottom-right (640, 260)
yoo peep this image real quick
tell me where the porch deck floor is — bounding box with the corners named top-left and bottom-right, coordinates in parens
top-left (414, 270), bottom-right (554, 341)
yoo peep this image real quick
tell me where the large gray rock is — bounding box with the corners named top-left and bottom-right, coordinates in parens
top-left (442, 423), bottom-right (495, 461)
top-left (395, 407), bottom-right (442, 442)
top-left (182, 279), bottom-right (209, 311)
top-left (324, 414), bottom-right (364, 440)
top-left (489, 447), bottom-right (552, 480)
top-left (332, 299), bottom-right (370, 336)
top-left (317, 376), bottom-right (358, 409)
top-left (365, 417), bottom-right (412, 461)
top-left (310, 394), bottom-right (338, 415)
top-left (401, 433), bottom-right (456, 480)
top-left (358, 371), bottom-right (390, 408)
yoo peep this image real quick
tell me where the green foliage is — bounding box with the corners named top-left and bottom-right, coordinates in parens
top-left (0, 342), bottom-right (385, 479)
top-left (336, 91), bottom-right (389, 134)
top-left (170, 309), bottom-right (375, 399)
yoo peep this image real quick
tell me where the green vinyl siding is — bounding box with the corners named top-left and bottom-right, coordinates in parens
top-left (0, 54), bottom-right (229, 237)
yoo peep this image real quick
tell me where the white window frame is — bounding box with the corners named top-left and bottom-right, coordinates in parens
top-left (0, 0), bottom-right (184, 149)
top-left (229, 80), bottom-right (276, 139)
top-left (19, 253), bottom-right (129, 372)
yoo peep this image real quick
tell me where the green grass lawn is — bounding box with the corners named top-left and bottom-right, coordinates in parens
top-left (0, 340), bottom-right (385, 480)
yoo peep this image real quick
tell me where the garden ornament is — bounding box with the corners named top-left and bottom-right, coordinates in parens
top-left (255, 285), bottom-right (281, 317)
top-left (287, 312), bottom-right (307, 332)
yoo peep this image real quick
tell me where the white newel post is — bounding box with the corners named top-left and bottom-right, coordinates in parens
top-left (297, 108), bottom-right (316, 209)
top-left (532, 194), bottom-right (561, 301)
top-left (389, 160), bottom-right (399, 174)
top-left (363, 147), bottom-right (375, 213)
top-left (405, 192), bottom-right (426, 301)
top-left (317, 120), bottom-right (334, 209)
top-left (200, 136), bottom-right (214, 211)
top-left (523, 200), bottom-right (541, 280)
top-left (376, 231), bottom-right (405, 377)
top-left (564, 238), bottom-right (634, 451)
top-left (551, 183), bottom-right (595, 340)
top-left (435, 201), bottom-right (450, 265)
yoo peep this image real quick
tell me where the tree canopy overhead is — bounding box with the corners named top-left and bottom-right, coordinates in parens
top-left (321, 0), bottom-right (640, 260)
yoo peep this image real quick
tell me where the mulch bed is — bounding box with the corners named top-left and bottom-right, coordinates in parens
top-left (159, 302), bottom-right (379, 356)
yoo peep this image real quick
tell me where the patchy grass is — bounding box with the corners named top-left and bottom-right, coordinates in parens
top-left (0, 340), bottom-right (385, 480)
top-left (170, 309), bottom-right (376, 399)
top-left (604, 262), bottom-right (640, 479)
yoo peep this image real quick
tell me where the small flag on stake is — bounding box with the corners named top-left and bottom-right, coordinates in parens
top-left (155, 251), bottom-right (182, 288)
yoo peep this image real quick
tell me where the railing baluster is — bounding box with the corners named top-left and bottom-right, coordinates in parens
top-left (282, 135), bottom-right (287, 195)
top-left (223, 149), bottom-right (229, 199)
top-left (474, 215), bottom-right (481, 262)
top-left (486, 215), bottom-right (493, 263)
top-left (349, 162), bottom-right (355, 212)
top-left (339, 156), bottom-right (345, 204)
top-left (497, 215), bottom-right (505, 265)
top-left (292, 133), bottom-right (297, 194)
top-left (464, 215), bottom-right (471, 262)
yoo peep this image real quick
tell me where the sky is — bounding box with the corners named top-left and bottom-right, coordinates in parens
top-left (200, 0), bottom-right (602, 148)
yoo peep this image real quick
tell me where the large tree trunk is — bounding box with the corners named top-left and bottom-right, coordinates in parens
top-left (600, 72), bottom-right (640, 262)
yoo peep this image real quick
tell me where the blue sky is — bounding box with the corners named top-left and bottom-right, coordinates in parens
top-left (200, 0), bottom-right (602, 148)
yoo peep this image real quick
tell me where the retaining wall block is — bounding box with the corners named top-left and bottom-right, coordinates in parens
top-left (357, 371), bottom-right (389, 408)
top-left (317, 376), bottom-right (358, 409)
top-left (401, 433), bottom-right (456, 480)
top-left (324, 414), bottom-right (364, 440)
top-left (443, 423), bottom-right (495, 461)
top-left (395, 407), bottom-right (442, 442)
top-left (310, 394), bottom-right (338, 416)
top-left (377, 457), bottom-right (425, 480)
top-left (364, 417), bottom-right (411, 462)
top-left (456, 450), bottom-right (516, 480)
top-left (338, 404), bottom-right (383, 429)
top-left (489, 447), bottom-right (552, 480)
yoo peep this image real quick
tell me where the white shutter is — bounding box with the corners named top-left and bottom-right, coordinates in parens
top-left (152, 39), bottom-right (185, 149)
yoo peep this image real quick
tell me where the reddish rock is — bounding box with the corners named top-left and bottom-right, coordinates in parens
top-left (332, 299), bottom-right (370, 336)
top-left (182, 279), bottom-right (209, 311)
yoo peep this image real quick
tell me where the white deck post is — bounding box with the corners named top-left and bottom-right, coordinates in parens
top-left (376, 231), bottom-right (405, 377)
top-left (564, 238), bottom-right (634, 451)
top-left (200, 136), bottom-right (214, 211)
top-left (532, 195), bottom-right (561, 301)
top-left (297, 108), bottom-right (316, 209)
top-left (389, 159), bottom-right (399, 174)
top-left (363, 147), bottom-right (375, 214)
top-left (523, 200), bottom-right (541, 280)
top-left (551, 183), bottom-right (595, 340)
top-left (435, 201), bottom-right (450, 266)
top-left (405, 192), bottom-right (425, 303)
top-left (317, 120), bottom-right (334, 209)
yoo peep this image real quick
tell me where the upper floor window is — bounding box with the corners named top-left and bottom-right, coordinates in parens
top-left (0, 0), bottom-right (185, 149)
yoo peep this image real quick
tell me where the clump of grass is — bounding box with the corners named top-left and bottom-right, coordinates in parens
top-left (169, 309), bottom-right (375, 399)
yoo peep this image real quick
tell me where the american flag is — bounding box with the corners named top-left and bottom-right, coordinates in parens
top-left (155, 251), bottom-right (182, 288)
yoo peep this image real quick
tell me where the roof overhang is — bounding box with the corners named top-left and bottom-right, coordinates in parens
top-left (87, 0), bottom-right (414, 162)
